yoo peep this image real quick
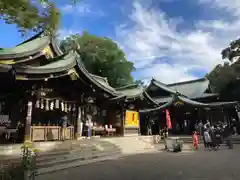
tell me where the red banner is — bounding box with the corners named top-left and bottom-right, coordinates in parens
top-left (165, 109), bottom-right (172, 129)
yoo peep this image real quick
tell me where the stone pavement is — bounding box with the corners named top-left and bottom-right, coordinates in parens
top-left (36, 145), bottom-right (240, 180)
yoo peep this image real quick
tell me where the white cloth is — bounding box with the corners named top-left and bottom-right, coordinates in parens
top-left (204, 131), bottom-right (212, 143)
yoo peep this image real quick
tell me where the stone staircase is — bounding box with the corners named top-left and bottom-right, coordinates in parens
top-left (35, 139), bottom-right (122, 175)
top-left (0, 139), bottom-right (122, 175)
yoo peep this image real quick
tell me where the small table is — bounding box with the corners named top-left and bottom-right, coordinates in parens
top-left (4, 128), bottom-right (17, 140)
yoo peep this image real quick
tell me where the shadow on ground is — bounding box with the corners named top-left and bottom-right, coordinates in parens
top-left (36, 145), bottom-right (240, 180)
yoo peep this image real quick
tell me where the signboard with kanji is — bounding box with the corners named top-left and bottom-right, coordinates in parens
top-left (125, 110), bottom-right (139, 128)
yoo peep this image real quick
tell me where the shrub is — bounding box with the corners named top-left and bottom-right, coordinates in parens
top-left (0, 141), bottom-right (39, 180)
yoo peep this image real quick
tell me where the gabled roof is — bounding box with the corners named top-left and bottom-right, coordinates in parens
top-left (0, 32), bottom-right (63, 62)
top-left (150, 77), bottom-right (215, 99)
top-left (167, 78), bottom-right (210, 98)
top-left (0, 35), bottom-right (49, 60)
top-left (0, 51), bottom-right (77, 80)
top-left (75, 57), bottom-right (145, 99)
top-left (140, 94), bottom-right (238, 113)
top-left (14, 51), bottom-right (76, 74)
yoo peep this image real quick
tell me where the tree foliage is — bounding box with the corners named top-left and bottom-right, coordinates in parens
top-left (221, 39), bottom-right (240, 62)
top-left (0, 0), bottom-right (62, 34)
top-left (206, 62), bottom-right (236, 92)
top-left (207, 38), bottom-right (240, 96)
top-left (60, 32), bottom-right (135, 87)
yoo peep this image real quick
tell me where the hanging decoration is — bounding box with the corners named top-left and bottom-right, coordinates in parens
top-left (35, 100), bottom-right (40, 108)
top-left (34, 97), bottom-right (77, 113)
top-left (45, 99), bottom-right (49, 111)
top-left (50, 101), bottom-right (54, 110)
top-left (40, 99), bottom-right (44, 109)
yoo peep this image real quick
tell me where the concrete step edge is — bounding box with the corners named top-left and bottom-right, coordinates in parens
top-left (36, 150), bottom-right (122, 167)
top-left (36, 152), bottom-right (123, 175)
top-left (36, 146), bottom-right (119, 160)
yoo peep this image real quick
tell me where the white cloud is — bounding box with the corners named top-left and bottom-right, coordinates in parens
top-left (58, 28), bottom-right (81, 40)
top-left (115, 1), bottom-right (240, 83)
top-left (60, 3), bottom-right (104, 17)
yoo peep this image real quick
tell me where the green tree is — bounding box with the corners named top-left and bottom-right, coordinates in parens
top-left (0, 0), bottom-right (77, 34)
top-left (221, 39), bottom-right (240, 62)
top-left (60, 32), bottom-right (135, 87)
top-left (135, 80), bottom-right (147, 88)
top-left (206, 62), bottom-right (236, 93)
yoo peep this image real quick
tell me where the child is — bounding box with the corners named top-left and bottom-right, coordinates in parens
top-left (193, 131), bottom-right (199, 150)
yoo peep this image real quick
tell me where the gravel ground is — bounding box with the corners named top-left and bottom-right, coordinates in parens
top-left (36, 145), bottom-right (240, 180)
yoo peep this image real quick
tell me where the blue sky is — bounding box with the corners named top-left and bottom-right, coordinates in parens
top-left (0, 0), bottom-right (239, 83)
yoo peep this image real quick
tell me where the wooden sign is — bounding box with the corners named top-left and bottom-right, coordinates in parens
top-left (125, 110), bottom-right (139, 128)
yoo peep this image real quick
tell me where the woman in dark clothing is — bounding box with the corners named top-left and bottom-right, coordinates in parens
top-left (214, 126), bottom-right (222, 150)
top-left (209, 126), bottom-right (216, 150)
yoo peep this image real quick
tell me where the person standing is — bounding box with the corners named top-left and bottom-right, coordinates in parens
top-left (198, 120), bottom-right (203, 139)
top-left (226, 125), bottom-right (234, 149)
top-left (204, 128), bottom-right (212, 150)
top-left (214, 126), bottom-right (222, 150)
top-left (193, 131), bottom-right (199, 150)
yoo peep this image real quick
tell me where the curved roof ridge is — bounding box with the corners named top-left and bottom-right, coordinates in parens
top-left (152, 77), bottom-right (167, 85)
top-left (115, 84), bottom-right (138, 90)
top-left (167, 77), bottom-right (208, 86)
top-left (76, 57), bottom-right (118, 95)
top-left (17, 31), bottom-right (44, 46)
top-left (89, 73), bottom-right (108, 81)
top-left (14, 51), bottom-right (76, 74)
top-left (151, 79), bottom-right (178, 94)
top-left (0, 35), bottom-right (50, 60)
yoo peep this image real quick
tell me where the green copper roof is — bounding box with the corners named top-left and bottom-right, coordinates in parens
top-left (139, 94), bottom-right (237, 113)
top-left (167, 78), bottom-right (209, 98)
top-left (15, 52), bottom-right (76, 74)
top-left (178, 96), bottom-right (238, 107)
top-left (139, 97), bottom-right (174, 113)
top-left (151, 78), bottom-right (211, 99)
top-left (0, 36), bottom-right (50, 60)
top-left (117, 87), bottom-right (143, 97)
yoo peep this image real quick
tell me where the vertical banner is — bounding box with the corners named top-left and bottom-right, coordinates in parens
top-left (166, 109), bottom-right (172, 129)
top-left (125, 110), bottom-right (139, 128)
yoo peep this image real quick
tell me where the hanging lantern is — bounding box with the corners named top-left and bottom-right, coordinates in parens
top-left (50, 101), bottom-right (54, 110)
top-left (35, 100), bottom-right (40, 108)
top-left (61, 101), bottom-right (64, 111)
top-left (55, 99), bottom-right (60, 109)
top-left (40, 99), bottom-right (44, 109)
top-left (45, 99), bottom-right (49, 111)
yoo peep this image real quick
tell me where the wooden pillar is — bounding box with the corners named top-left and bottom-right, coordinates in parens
top-left (121, 104), bottom-right (125, 136)
top-left (76, 106), bottom-right (83, 139)
top-left (25, 101), bottom-right (33, 142)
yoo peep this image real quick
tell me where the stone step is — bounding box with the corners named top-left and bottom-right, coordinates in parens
top-left (37, 153), bottom-right (123, 175)
top-left (36, 144), bottom-right (120, 162)
top-left (36, 149), bottom-right (121, 170)
top-left (34, 140), bottom-right (122, 175)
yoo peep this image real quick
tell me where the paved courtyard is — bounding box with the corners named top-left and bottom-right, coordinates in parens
top-left (37, 145), bottom-right (240, 180)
